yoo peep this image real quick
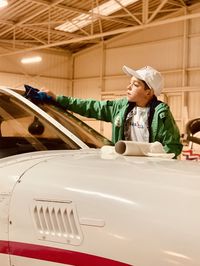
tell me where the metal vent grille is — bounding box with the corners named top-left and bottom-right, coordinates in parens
top-left (31, 199), bottom-right (83, 245)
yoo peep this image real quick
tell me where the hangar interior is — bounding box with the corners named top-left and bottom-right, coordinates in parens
top-left (0, 0), bottom-right (200, 156)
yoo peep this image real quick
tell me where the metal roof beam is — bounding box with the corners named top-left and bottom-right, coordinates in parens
top-left (0, 0), bottom-right (65, 38)
top-left (147, 0), bottom-right (169, 23)
top-left (1, 10), bottom-right (200, 57)
top-left (20, 30), bottom-right (47, 45)
top-left (142, 0), bottom-right (149, 23)
top-left (114, 0), bottom-right (142, 25)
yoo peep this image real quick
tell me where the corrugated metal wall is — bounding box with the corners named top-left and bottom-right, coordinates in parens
top-left (0, 50), bottom-right (71, 94)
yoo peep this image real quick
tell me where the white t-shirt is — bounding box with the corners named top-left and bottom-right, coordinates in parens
top-left (125, 106), bottom-right (150, 142)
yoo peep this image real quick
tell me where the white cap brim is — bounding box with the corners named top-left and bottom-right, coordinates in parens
top-left (122, 65), bottom-right (144, 81)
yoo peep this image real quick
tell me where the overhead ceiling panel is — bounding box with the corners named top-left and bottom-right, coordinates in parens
top-left (0, 0), bottom-right (199, 56)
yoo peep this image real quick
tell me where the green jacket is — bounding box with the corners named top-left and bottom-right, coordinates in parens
top-left (56, 95), bottom-right (183, 157)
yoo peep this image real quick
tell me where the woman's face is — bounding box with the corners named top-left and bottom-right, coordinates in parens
top-left (126, 76), bottom-right (149, 102)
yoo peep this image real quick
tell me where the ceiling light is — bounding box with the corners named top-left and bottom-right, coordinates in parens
top-left (0, 0), bottom-right (8, 8)
top-left (21, 56), bottom-right (42, 64)
top-left (93, 0), bottom-right (138, 16)
top-left (55, 0), bottom-right (139, 33)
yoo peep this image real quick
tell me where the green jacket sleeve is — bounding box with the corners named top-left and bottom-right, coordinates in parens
top-left (156, 108), bottom-right (183, 158)
top-left (56, 96), bottom-right (124, 123)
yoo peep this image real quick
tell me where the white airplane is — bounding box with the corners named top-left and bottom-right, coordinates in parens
top-left (0, 87), bottom-right (200, 266)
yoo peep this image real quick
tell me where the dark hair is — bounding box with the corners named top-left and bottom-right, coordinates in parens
top-left (140, 80), bottom-right (151, 91)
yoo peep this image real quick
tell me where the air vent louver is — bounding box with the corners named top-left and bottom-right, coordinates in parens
top-left (31, 200), bottom-right (83, 245)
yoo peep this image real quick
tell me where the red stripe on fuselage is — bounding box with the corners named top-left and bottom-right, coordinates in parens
top-left (0, 240), bottom-right (131, 266)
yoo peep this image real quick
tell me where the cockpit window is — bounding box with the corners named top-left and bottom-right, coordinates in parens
top-left (0, 92), bottom-right (79, 158)
top-left (38, 103), bottom-right (113, 148)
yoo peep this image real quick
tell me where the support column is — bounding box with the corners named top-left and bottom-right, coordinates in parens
top-left (100, 41), bottom-right (106, 135)
top-left (182, 8), bottom-right (189, 132)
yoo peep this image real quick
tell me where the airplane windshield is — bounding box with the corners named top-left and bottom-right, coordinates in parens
top-left (38, 103), bottom-right (113, 148)
top-left (0, 92), bottom-right (80, 158)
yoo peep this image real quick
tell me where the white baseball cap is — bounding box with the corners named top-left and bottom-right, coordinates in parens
top-left (122, 65), bottom-right (164, 96)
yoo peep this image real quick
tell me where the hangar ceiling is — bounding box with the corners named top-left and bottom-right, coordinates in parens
top-left (0, 0), bottom-right (200, 56)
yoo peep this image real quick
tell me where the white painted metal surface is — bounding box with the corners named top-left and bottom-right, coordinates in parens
top-left (0, 149), bottom-right (200, 265)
